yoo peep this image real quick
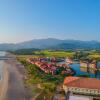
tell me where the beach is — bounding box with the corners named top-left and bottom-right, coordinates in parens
top-left (0, 53), bottom-right (32, 100)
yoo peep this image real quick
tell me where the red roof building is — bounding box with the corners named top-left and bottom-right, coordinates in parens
top-left (63, 76), bottom-right (100, 97)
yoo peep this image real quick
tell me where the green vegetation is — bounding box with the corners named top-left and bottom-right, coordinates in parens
top-left (36, 91), bottom-right (53, 100)
top-left (73, 51), bottom-right (90, 60)
top-left (34, 50), bottom-right (74, 57)
top-left (12, 49), bottom-right (74, 57)
top-left (77, 74), bottom-right (90, 78)
top-left (15, 49), bottom-right (100, 99)
top-left (12, 48), bottom-right (100, 61)
top-left (10, 48), bottom-right (40, 55)
top-left (18, 58), bottom-right (67, 99)
top-left (14, 49), bottom-right (100, 62)
top-left (88, 50), bottom-right (100, 61)
top-left (89, 54), bottom-right (100, 59)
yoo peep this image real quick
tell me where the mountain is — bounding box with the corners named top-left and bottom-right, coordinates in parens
top-left (0, 43), bottom-right (15, 51)
top-left (16, 38), bottom-right (62, 49)
top-left (0, 38), bottom-right (100, 50)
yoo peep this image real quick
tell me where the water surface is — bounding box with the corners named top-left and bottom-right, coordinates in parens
top-left (70, 63), bottom-right (100, 78)
top-left (0, 51), bottom-right (6, 80)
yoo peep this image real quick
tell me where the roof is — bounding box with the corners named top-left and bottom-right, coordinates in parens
top-left (64, 76), bottom-right (100, 90)
top-left (64, 77), bottom-right (80, 84)
top-left (69, 95), bottom-right (92, 100)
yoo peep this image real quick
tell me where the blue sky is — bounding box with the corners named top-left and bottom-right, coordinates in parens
top-left (0, 0), bottom-right (100, 43)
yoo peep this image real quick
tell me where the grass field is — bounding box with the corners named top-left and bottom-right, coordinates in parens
top-left (89, 54), bottom-right (100, 58)
top-left (34, 50), bottom-right (74, 57)
top-left (17, 51), bottom-right (74, 59)
top-left (17, 50), bottom-right (100, 61)
top-left (17, 55), bottom-right (34, 59)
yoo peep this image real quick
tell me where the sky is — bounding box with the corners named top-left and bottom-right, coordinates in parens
top-left (0, 0), bottom-right (100, 43)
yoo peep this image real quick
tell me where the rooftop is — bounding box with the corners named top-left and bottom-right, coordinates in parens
top-left (69, 95), bottom-right (92, 100)
top-left (64, 77), bottom-right (100, 90)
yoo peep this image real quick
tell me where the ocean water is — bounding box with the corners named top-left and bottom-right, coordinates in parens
top-left (0, 51), bottom-right (6, 80)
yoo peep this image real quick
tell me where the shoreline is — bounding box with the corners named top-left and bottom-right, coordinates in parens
top-left (0, 52), bottom-right (33, 100)
top-left (0, 61), bottom-right (9, 100)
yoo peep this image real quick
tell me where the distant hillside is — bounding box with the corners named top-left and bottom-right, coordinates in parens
top-left (0, 38), bottom-right (100, 50)
top-left (16, 38), bottom-right (62, 49)
top-left (0, 43), bottom-right (15, 51)
top-left (50, 41), bottom-right (100, 50)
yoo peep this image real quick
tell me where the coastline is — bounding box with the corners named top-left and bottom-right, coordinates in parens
top-left (0, 61), bottom-right (9, 100)
top-left (3, 53), bottom-right (32, 100)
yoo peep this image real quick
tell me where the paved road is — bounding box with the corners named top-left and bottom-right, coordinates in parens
top-left (4, 57), bottom-right (31, 100)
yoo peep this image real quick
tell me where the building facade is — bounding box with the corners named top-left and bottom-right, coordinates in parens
top-left (63, 77), bottom-right (100, 99)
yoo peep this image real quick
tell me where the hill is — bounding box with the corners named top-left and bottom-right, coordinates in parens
top-left (0, 38), bottom-right (100, 50)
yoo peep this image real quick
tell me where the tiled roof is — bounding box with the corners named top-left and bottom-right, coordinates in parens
top-left (64, 77), bottom-right (80, 85)
top-left (64, 76), bottom-right (100, 90)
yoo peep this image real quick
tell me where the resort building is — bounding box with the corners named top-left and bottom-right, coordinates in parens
top-left (80, 61), bottom-right (98, 74)
top-left (80, 62), bottom-right (88, 68)
top-left (66, 57), bottom-right (73, 64)
top-left (27, 58), bottom-right (74, 75)
top-left (80, 61), bottom-right (97, 69)
top-left (63, 77), bottom-right (100, 100)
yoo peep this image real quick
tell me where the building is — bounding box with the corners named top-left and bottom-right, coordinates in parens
top-left (66, 57), bottom-right (73, 64)
top-left (80, 62), bottom-right (88, 68)
top-left (63, 77), bottom-right (100, 100)
top-left (80, 61), bottom-right (98, 74)
top-left (27, 58), bottom-right (74, 75)
top-left (69, 95), bottom-right (93, 100)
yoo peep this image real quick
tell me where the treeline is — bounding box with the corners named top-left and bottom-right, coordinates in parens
top-left (73, 51), bottom-right (90, 60)
top-left (10, 48), bottom-right (100, 61)
top-left (10, 48), bottom-right (40, 55)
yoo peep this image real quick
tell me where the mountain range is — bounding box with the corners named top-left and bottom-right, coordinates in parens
top-left (0, 38), bottom-right (100, 50)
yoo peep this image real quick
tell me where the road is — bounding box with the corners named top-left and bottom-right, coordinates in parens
top-left (3, 54), bottom-right (32, 100)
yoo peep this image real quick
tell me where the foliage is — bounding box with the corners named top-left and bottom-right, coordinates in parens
top-left (41, 82), bottom-right (56, 92)
top-left (12, 49), bottom-right (100, 61)
top-left (73, 51), bottom-right (90, 60)
top-left (36, 91), bottom-right (53, 100)
top-left (77, 74), bottom-right (90, 78)
top-left (19, 59), bottom-right (63, 93)
top-left (11, 48), bottom-right (40, 55)
top-left (89, 54), bottom-right (100, 59)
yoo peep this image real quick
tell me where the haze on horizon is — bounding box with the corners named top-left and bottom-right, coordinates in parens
top-left (0, 0), bottom-right (100, 43)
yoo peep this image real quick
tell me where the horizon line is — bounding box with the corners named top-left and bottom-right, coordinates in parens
top-left (0, 38), bottom-right (99, 44)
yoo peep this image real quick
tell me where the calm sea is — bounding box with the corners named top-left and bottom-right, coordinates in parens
top-left (0, 51), bottom-right (6, 80)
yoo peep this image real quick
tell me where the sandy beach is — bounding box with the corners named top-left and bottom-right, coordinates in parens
top-left (0, 53), bottom-right (32, 100)
top-left (0, 62), bottom-right (8, 100)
